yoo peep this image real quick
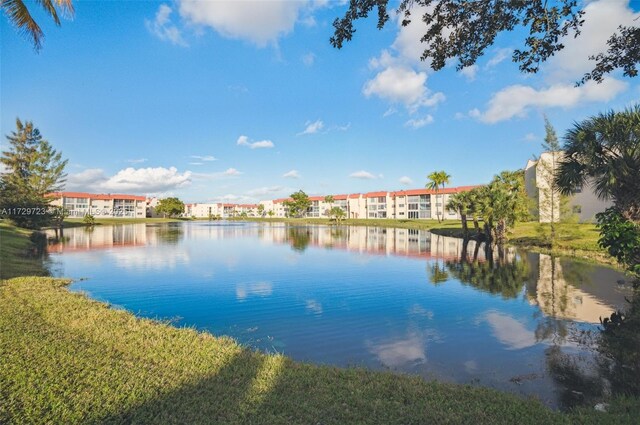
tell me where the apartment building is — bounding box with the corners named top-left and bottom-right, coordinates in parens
top-left (46, 192), bottom-right (146, 218)
top-left (244, 186), bottom-right (478, 220)
top-left (184, 202), bottom-right (259, 218)
top-left (525, 152), bottom-right (612, 223)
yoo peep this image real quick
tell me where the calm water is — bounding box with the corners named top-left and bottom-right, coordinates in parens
top-left (46, 221), bottom-right (634, 409)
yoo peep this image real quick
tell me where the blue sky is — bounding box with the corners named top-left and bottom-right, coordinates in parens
top-left (2, 0), bottom-right (639, 203)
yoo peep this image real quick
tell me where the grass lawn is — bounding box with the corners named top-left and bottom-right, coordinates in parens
top-left (0, 221), bottom-right (49, 279)
top-left (2, 276), bottom-right (639, 424)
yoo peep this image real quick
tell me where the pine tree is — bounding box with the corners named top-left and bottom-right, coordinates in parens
top-left (0, 118), bottom-right (67, 228)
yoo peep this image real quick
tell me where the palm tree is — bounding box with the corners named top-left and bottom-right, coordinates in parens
top-left (426, 171), bottom-right (451, 223)
top-left (556, 104), bottom-right (640, 222)
top-left (324, 195), bottom-right (334, 217)
top-left (2, 0), bottom-right (74, 50)
top-left (446, 192), bottom-right (470, 237)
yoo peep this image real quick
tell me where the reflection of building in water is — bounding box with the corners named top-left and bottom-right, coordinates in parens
top-left (258, 224), bottom-right (483, 261)
top-left (46, 224), bottom-right (153, 253)
top-left (527, 253), bottom-right (628, 324)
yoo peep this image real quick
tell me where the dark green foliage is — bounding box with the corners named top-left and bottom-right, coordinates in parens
top-left (596, 207), bottom-right (640, 278)
top-left (556, 105), bottom-right (640, 222)
top-left (155, 197), bottom-right (185, 218)
top-left (283, 190), bottom-right (311, 218)
top-left (82, 214), bottom-right (95, 226)
top-left (0, 119), bottom-right (67, 229)
top-left (331, 0), bottom-right (638, 84)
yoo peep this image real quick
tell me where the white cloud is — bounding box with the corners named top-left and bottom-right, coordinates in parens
top-left (363, 66), bottom-right (445, 112)
top-left (67, 166), bottom-right (192, 194)
top-left (486, 48), bottom-right (511, 68)
top-left (545, 0), bottom-right (640, 82)
top-left (282, 170), bottom-right (300, 179)
top-left (236, 135), bottom-right (275, 149)
top-left (302, 52), bottom-right (315, 66)
top-left (236, 281), bottom-right (272, 300)
top-left (298, 119), bottom-right (323, 135)
top-left (460, 64), bottom-right (478, 81)
top-left (190, 155), bottom-right (217, 161)
top-left (404, 114), bottom-right (434, 129)
top-left (349, 170), bottom-right (376, 180)
top-left (126, 158), bottom-right (147, 164)
top-left (189, 162), bottom-right (203, 166)
top-left (383, 107), bottom-right (397, 117)
top-left (146, 4), bottom-right (187, 47)
top-left (222, 168), bottom-right (242, 176)
top-left (475, 78), bottom-right (628, 123)
top-left (368, 333), bottom-right (426, 368)
top-left (178, 0), bottom-right (307, 47)
top-left (399, 176), bottom-right (413, 186)
top-left (484, 311), bottom-right (536, 350)
top-left (523, 133), bottom-right (537, 142)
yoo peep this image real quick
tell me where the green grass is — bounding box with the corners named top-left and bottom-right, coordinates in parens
top-left (2, 277), bottom-right (638, 424)
top-left (0, 221), bottom-right (49, 279)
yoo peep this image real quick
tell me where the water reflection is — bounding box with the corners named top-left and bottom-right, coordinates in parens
top-left (45, 221), bottom-right (637, 410)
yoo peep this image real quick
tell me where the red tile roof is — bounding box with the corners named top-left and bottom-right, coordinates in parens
top-left (364, 191), bottom-right (389, 198)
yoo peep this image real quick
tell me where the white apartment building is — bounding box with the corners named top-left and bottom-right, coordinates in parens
top-left (525, 152), bottom-right (612, 223)
top-left (46, 192), bottom-right (146, 218)
top-left (184, 202), bottom-right (259, 218)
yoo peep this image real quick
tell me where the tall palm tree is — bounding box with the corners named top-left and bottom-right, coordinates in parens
top-left (2, 0), bottom-right (74, 50)
top-left (446, 191), bottom-right (470, 237)
top-left (556, 104), bottom-right (640, 222)
top-left (426, 170), bottom-right (451, 223)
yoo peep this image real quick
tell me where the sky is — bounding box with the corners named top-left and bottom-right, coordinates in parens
top-left (2, 0), bottom-right (639, 203)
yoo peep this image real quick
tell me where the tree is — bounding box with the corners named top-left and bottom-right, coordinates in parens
top-left (257, 204), bottom-right (265, 217)
top-left (155, 197), bottom-right (184, 218)
top-left (0, 118), bottom-right (67, 228)
top-left (331, 0), bottom-right (638, 85)
top-left (535, 116), bottom-right (563, 244)
top-left (556, 104), bottom-right (640, 223)
top-left (476, 171), bottom-right (530, 242)
top-left (267, 210), bottom-right (274, 217)
top-left (328, 206), bottom-right (346, 224)
top-left (324, 195), bottom-right (334, 217)
top-left (2, 0), bottom-right (74, 51)
top-left (283, 190), bottom-right (311, 218)
top-left (446, 191), bottom-right (470, 237)
top-left (426, 170), bottom-right (450, 223)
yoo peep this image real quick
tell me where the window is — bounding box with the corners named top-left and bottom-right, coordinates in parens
top-left (408, 211), bottom-right (419, 219)
top-left (399, 212), bottom-right (405, 215)
top-left (419, 211), bottom-right (430, 219)
top-left (408, 195), bottom-right (420, 203)
top-left (377, 196), bottom-right (385, 203)
top-left (420, 195), bottom-right (429, 202)
top-left (398, 204), bottom-right (405, 208)
top-left (408, 203), bottom-right (419, 210)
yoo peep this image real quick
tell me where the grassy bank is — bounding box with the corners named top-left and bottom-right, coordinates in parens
top-left (0, 221), bottom-right (49, 279)
top-left (2, 276), bottom-right (638, 424)
top-left (234, 217), bottom-right (612, 266)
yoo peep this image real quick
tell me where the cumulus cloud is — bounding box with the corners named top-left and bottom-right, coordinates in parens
top-left (363, 66), bottom-right (445, 112)
top-left (237, 135), bottom-right (275, 149)
top-left (67, 166), bottom-right (192, 194)
top-left (222, 168), bottom-right (242, 176)
top-left (349, 170), bottom-right (377, 180)
top-left (190, 155), bottom-right (217, 161)
top-left (297, 119), bottom-right (323, 136)
top-left (283, 169), bottom-right (300, 179)
top-left (146, 4), bottom-right (187, 46)
top-left (474, 78), bottom-right (628, 123)
top-left (404, 114), bottom-right (434, 129)
top-left (178, 0), bottom-right (307, 47)
top-left (460, 64), bottom-right (478, 81)
top-left (399, 176), bottom-right (413, 186)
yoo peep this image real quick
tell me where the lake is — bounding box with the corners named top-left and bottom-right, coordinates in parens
top-left (46, 221), bottom-right (634, 409)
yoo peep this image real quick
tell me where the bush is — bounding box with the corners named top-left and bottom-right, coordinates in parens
top-left (83, 214), bottom-right (96, 226)
top-left (596, 207), bottom-right (640, 278)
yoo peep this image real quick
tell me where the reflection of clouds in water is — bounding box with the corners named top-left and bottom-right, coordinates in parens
top-left (484, 311), bottom-right (537, 350)
top-left (236, 281), bottom-right (273, 300)
top-left (368, 333), bottom-right (427, 368)
top-left (409, 304), bottom-right (434, 320)
top-left (464, 360), bottom-right (478, 374)
top-left (305, 299), bottom-right (323, 315)
top-left (108, 248), bottom-right (190, 270)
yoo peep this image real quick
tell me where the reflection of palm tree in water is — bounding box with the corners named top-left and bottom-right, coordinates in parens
top-left (428, 234), bottom-right (449, 285)
top-left (444, 242), bottom-right (529, 299)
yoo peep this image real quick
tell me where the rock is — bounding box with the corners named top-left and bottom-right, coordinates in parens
top-left (594, 403), bottom-right (609, 412)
